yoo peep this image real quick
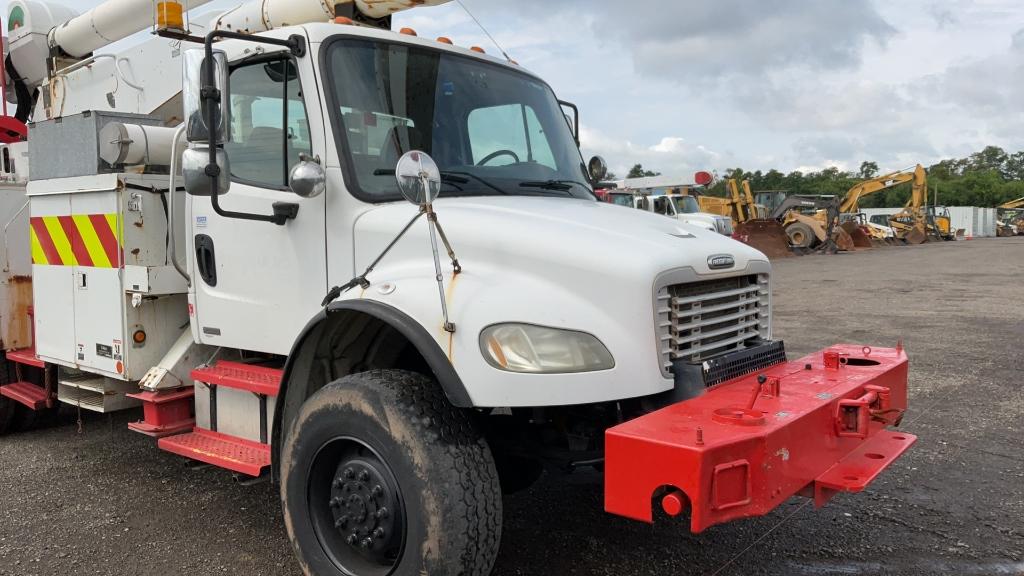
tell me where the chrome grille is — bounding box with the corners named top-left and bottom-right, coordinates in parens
top-left (657, 274), bottom-right (770, 374)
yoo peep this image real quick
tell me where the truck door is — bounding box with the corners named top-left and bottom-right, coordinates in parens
top-left (188, 51), bottom-right (327, 355)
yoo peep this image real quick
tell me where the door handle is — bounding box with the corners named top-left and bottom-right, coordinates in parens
top-left (194, 234), bottom-right (217, 287)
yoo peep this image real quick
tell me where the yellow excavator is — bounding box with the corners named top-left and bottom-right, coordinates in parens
top-left (880, 165), bottom-right (954, 243)
top-left (840, 164), bottom-right (952, 244)
top-left (712, 179), bottom-right (792, 258)
top-left (997, 197), bottom-right (1024, 236)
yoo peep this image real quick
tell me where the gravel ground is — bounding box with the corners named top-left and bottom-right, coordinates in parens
top-left (1, 237), bottom-right (1022, 576)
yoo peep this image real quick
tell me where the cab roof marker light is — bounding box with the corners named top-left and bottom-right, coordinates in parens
top-left (436, 36), bottom-right (453, 44)
top-left (470, 46), bottom-right (485, 53)
top-left (400, 27), bottom-right (418, 36)
top-left (335, 16), bottom-right (354, 24)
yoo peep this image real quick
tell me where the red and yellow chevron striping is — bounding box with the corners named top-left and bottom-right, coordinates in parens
top-left (30, 214), bottom-right (122, 268)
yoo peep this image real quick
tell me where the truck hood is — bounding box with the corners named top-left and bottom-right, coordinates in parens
top-left (353, 196), bottom-right (767, 277)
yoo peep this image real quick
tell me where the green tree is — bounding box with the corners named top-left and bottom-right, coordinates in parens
top-left (858, 161), bottom-right (879, 179)
top-left (627, 164), bottom-right (661, 178)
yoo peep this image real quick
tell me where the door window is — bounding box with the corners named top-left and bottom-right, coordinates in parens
top-left (226, 59), bottom-right (312, 188)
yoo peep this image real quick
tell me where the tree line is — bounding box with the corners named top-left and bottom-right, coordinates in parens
top-left (627, 146), bottom-right (1024, 208)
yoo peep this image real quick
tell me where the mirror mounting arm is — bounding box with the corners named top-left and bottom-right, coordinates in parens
top-left (558, 99), bottom-right (580, 146)
top-left (201, 30), bottom-right (308, 225)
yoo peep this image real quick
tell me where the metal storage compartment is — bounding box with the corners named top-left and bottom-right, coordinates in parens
top-left (29, 172), bottom-right (187, 385)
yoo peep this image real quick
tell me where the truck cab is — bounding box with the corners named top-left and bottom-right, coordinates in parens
top-left (632, 192), bottom-right (733, 234)
top-left (0, 3), bottom-right (916, 576)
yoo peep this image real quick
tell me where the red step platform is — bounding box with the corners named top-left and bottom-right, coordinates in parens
top-left (6, 348), bottom-right (44, 369)
top-left (192, 361), bottom-right (282, 396)
top-left (127, 388), bottom-right (196, 438)
top-left (158, 428), bottom-right (271, 477)
top-left (0, 381), bottom-right (48, 410)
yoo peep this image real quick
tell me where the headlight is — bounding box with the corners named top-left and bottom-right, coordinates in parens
top-left (480, 323), bottom-right (615, 374)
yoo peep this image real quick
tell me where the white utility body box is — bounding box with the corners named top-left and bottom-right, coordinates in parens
top-left (29, 172), bottom-right (187, 388)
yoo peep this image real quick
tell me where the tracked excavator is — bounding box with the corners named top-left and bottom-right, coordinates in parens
top-left (880, 166), bottom-right (953, 243)
top-left (997, 197), bottom-right (1024, 236)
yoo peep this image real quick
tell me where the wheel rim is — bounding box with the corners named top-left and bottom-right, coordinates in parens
top-left (307, 437), bottom-right (406, 576)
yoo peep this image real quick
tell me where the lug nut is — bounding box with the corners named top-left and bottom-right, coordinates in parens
top-left (335, 515), bottom-right (349, 529)
top-left (373, 527), bottom-right (386, 539)
top-left (330, 497), bottom-right (342, 508)
top-left (358, 470), bottom-right (371, 482)
top-left (360, 538), bottom-right (373, 549)
top-left (371, 485), bottom-right (383, 497)
top-left (347, 534), bottom-right (358, 545)
top-left (343, 467), bottom-right (355, 479)
top-left (376, 507), bottom-right (389, 519)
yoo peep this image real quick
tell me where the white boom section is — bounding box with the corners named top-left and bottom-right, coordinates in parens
top-left (211, 0), bottom-right (452, 34)
top-left (51, 0), bottom-right (216, 58)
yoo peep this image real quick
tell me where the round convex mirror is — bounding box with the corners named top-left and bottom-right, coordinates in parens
top-left (588, 155), bottom-right (608, 183)
top-left (395, 150), bottom-right (442, 205)
top-left (289, 155), bottom-right (326, 198)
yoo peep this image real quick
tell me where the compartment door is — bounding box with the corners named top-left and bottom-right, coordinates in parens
top-left (30, 193), bottom-right (76, 364)
top-left (70, 190), bottom-right (126, 378)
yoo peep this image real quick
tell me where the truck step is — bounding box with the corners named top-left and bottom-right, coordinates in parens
top-left (158, 428), bottom-right (271, 477)
top-left (58, 374), bottom-right (141, 413)
top-left (6, 348), bottom-right (45, 369)
top-left (127, 388), bottom-right (195, 438)
top-left (0, 381), bottom-right (48, 410)
top-left (192, 361), bottom-right (282, 397)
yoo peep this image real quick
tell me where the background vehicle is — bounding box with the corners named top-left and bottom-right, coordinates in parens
top-left (0, 1), bottom-right (916, 575)
top-left (631, 191), bottom-right (734, 234)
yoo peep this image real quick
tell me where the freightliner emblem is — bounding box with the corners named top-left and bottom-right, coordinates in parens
top-left (708, 254), bottom-right (735, 270)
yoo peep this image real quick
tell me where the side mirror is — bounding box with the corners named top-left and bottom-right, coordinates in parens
top-left (588, 155), bottom-right (608, 183)
top-left (181, 147), bottom-right (231, 196)
top-left (183, 48), bottom-right (230, 143)
top-left (395, 150), bottom-right (441, 206)
top-left (288, 154), bottom-right (326, 198)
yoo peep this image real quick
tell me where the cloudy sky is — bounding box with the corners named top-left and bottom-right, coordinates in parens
top-left (6, 0), bottom-right (1023, 180)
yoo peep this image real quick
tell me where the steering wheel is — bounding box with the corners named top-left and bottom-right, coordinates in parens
top-left (477, 149), bottom-right (520, 166)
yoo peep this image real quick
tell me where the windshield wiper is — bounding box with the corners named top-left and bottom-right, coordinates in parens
top-left (440, 171), bottom-right (510, 195)
top-left (519, 180), bottom-right (590, 195)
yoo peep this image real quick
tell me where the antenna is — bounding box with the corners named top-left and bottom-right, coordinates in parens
top-left (456, 0), bottom-right (512, 62)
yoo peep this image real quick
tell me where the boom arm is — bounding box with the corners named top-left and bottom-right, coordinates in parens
top-left (840, 164), bottom-right (925, 213)
top-left (999, 197), bottom-right (1024, 210)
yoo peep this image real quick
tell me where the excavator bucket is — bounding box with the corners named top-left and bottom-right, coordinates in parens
top-left (733, 220), bottom-right (793, 259)
top-left (839, 221), bottom-right (873, 249)
top-left (902, 224), bottom-right (927, 245)
top-left (832, 227), bottom-right (855, 252)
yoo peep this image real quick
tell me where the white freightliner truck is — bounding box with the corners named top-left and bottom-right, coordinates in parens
top-left (0, 1), bottom-right (917, 575)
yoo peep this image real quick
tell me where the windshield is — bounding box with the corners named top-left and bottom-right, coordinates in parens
top-left (609, 193), bottom-right (633, 207)
top-left (325, 38), bottom-right (592, 201)
top-left (670, 196), bottom-right (700, 214)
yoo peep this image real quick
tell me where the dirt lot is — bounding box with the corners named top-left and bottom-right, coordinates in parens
top-left (1, 238), bottom-right (1022, 576)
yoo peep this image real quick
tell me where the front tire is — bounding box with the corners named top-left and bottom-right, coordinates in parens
top-left (280, 369), bottom-right (502, 576)
top-left (786, 221), bottom-right (816, 249)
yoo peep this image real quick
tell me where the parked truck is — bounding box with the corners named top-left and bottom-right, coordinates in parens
top-left (0, 1), bottom-right (916, 575)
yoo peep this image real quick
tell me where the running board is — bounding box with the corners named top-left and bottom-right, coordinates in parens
top-left (0, 381), bottom-right (47, 410)
top-left (158, 428), bottom-right (271, 477)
